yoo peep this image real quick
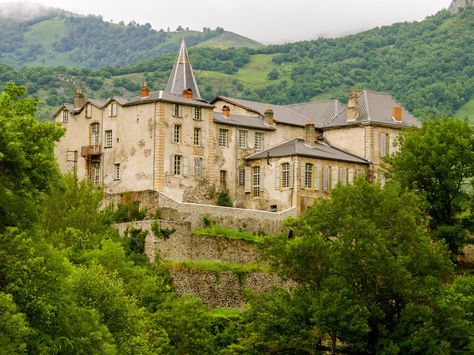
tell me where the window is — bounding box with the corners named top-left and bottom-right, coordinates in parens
top-left (281, 163), bottom-right (290, 188)
top-left (255, 132), bottom-right (264, 150)
top-left (62, 110), bottom-right (68, 123)
top-left (85, 103), bottom-right (92, 118)
top-left (105, 130), bottom-right (112, 148)
top-left (173, 125), bottom-right (181, 143)
top-left (172, 104), bottom-right (182, 118)
top-left (193, 107), bottom-right (202, 120)
top-left (331, 167), bottom-right (338, 189)
top-left (340, 167), bottom-right (347, 186)
top-left (91, 161), bottom-right (100, 186)
top-left (173, 155), bottom-right (182, 175)
top-left (220, 170), bottom-right (227, 189)
top-left (218, 129), bottom-right (228, 147)
top-left (114, 163), bottom-right (120, 180)
top-left (380, 132), bottom-right (389, 158)
top-left (194, 127), bottom-right (201, 146)
top-left (109, 102), bottom-right (117, 117)
top-left (194, 157), bottom-right (202, 178)
top-left (252, 166), bottom-right (261, 197)
top-left (305, 163), bottom-right (313, 188)
top-left (323, 166), bottom-right (330, 192)
top-left (238, 130), bottom-right (248, 148)
top-left (238, 169), bottom-right (245, 187)
top-left (90, 123), bottom-right (100, 146)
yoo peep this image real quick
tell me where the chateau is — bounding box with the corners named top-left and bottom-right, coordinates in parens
top-left (54, 40), bottom-right (420, 214)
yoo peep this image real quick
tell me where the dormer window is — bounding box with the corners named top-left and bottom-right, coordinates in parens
top-left (62, 110), bottom-right (69, 123)
top-left (109, 102), bottom-right (117, 117)
top-left (85, 103), bottom-right (92, 118)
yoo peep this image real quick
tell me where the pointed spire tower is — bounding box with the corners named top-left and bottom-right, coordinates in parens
top-left (165, 39), bottom-right (202, 100)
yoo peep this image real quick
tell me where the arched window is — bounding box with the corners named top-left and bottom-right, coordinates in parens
top-left (90, 123), bottom-right (100, 146)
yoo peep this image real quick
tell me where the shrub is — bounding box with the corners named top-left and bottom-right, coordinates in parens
top-left (216, 190), bottom-right (233, 207)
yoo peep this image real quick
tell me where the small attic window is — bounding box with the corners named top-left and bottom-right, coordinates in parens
top-left (109, 102), bottom-right (118, 117)
top-left (85, 103), bottom-right (92, 118)
top-left (62, 110), bottom-right (69, 123)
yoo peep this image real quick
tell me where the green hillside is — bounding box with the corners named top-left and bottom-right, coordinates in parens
top-left (0, 8), bottom-right (473, 122)
top-left (0, 7), bottom-right (262, 68)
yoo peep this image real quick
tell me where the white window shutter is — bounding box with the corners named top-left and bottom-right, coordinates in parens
top-left (274, 165), bottom-right (280, 190)
top-left (300, 162), bottom-right (305, 188)
top-left (183, 157), bottom-right (189, 177)
top-left (289, 162), bottom-right (295, 189)
top-left (380, 133), bottom-right (386, 157)
top-left (331, 166), bottom-right (338, 189)
top-left (202, 159), bottom-right (207, 178)
top-left (389, 134), bottom-right (396, 155)
top-left (348, 168), bottom-right (354, 184)
top-left (202, 130), bottom-right (207, 146)
top-left (244, 167), bottom-right (251, 193)
top-left (314, 164), bottom-right (320, 190)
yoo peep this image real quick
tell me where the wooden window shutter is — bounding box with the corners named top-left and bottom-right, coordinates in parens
top-left (202, 130), bottom-right (207, 146)
top-left (389, 134), bottom-right (396, 155)
top-left (348, 168), bottom-right (354, 184)
top-left (380, 133), bottom-right (387, 157)
top-left (170, 155), bottom-right (174, 174)
top-left (202, 159), bottom-right (208, 178)
top-left (274, 165), bottom-right (280, 190)
top-left (244, 167), bottom-right (251, 193)
top-left (183, 157), bottom-right (189, 177)
top-left (331, 166), bottom-right (338, 189)
top-left (289, 162), bottom-right (295, 189)
top-left (314, 163), bottom-right (320, 190)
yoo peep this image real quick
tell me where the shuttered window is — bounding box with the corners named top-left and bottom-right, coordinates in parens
top-left (281, 163), bottom-right (290, 188)
top-left (252, 166), bottom-right (261, 197)
top-left (323, 166), bottom-right (330, 192)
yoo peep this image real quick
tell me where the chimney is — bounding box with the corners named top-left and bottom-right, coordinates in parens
top-left (264, 105), bottom-right (274, 125)
top-left (392, 107), bottom-right (403, 122)
top-left (305, 120), bottom-right (317, 146)
top-left (347, 91), bottom-right (360, 121)
top-left (140, 81), bottom-right (150, 98)
top-left (182, 88), bottom-right (193, 100)
top-left (222, 105), bottom-right (230, 117)
top-left (74, 88), bottom-right (85, 109)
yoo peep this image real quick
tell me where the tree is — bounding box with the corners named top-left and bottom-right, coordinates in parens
top-left (239, 179), bottom-right (456, 353)
top-left (386, 118), bottom-right (474, 255)
top-left (0, 82), bottom-right (64, 231)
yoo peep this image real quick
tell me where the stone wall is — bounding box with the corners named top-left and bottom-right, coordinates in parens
top-left (169, 269), bottom-right (292, 308)
top-left (157, 192), bottom-right (295, 235)
top-left (116, 219), bottom-right (262, 264)
top-left (106, 190), bottom-right (295, 235)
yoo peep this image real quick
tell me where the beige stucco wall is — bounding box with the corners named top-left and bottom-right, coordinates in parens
top-left (323, 126), bottom-right (366, 159)
top-left (54, 103), bottom-right (103, 180)
top-left (243, 156), bottom-right (369, 212)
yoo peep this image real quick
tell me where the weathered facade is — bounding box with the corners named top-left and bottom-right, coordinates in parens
top-left (54, 40), bottom-right (420, 214)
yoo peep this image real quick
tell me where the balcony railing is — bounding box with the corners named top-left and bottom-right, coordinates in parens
top-left (81, 145), bottom-right (101, 158)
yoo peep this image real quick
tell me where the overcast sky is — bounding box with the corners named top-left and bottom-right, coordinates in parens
top-left (0, 0), bottom-right (453, 43)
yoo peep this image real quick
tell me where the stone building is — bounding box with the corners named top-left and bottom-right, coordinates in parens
top-left (54, 40), bottom-right (420, 214)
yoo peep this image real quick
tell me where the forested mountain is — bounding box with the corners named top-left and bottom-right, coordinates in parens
top-left (0, 4), bottom-right (262, 68)
top-left (0, 7), bottom-right (472, 122)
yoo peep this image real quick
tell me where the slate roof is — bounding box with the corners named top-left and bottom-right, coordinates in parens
top-left (165, 39), bottom-right (203, 100)
top-left (211, 96), bottom-right (313, 127)
top-left (247, 138), bottom-right (369, 164)
top-left (213, 112), bottom-right (276, 131)
top-left (325, 90), bottom-right (420, 128)
top-left (124, 91), bottom-right (213, 108)
top-left (285, 100), bottom-right (345, 127)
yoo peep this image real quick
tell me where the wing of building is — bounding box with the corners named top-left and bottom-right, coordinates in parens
top-left (54, 40), bottom-right (420, 214)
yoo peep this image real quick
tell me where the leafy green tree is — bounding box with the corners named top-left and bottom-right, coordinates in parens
top-left (240, 179), bottom-right (455, 353)
top-left (0, 82), bottom-right (63, 231)
top-left (386, 118), bottom-right (474, 255)
top-left (0, 292), bottom-right (30, 354)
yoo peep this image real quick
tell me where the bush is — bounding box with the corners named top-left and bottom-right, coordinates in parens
top-left (113, 202), bottom-right (147, 223)
top-left (216, 190), bottom-right (233, 207)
